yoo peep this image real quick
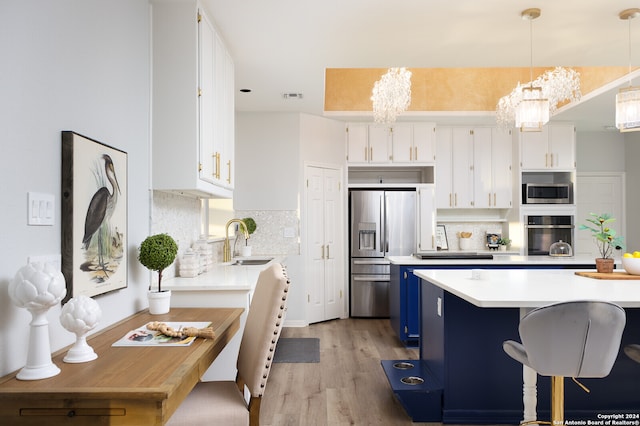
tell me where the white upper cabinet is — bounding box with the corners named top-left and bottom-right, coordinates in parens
top-left (437, 126), bottom-right (512, 209)
top-left (436, 127), bottom-right (474, 208)
top-left (416, 184), bottom-right (436, 252)
top-left (473, 128), bottom-right (513, 209)
top-left (346, 123), bottom-right (390, 164)
top-left (520, 124), bottom-right (576, 170)
top-left (151, 1), bottom-right (234, 198)
top-left (391, 123), bottom-right (436, 163)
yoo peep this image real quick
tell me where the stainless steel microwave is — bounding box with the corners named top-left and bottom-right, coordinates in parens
top-left (523, 183), bottom-right (573, 204)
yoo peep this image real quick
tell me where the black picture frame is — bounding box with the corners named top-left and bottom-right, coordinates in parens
top-left (61, 131), bottom-right (128, 302)
top-left (436, 225), bottom-right (448, 250)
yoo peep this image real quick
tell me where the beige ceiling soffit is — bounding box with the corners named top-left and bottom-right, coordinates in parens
top-left (324, 67), bottom-right (635, 114)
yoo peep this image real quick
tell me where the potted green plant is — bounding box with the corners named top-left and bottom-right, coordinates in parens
top-left (498, 237), bottom-right (511, 251)
top-left (240, 217), bottom-right (257, 257)
top-left (138, 233), bottom-right (178, 314)
top-left (579, 213), bottom-right (624, 273)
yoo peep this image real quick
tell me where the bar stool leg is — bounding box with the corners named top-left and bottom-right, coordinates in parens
top-left (551, 376), bottom-right (564, 425)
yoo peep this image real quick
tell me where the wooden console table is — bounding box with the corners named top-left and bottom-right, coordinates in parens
top-left (0, 307), bottom-right (243, 425)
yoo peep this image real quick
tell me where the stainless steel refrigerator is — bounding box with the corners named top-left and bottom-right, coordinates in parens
top-left (349, 189), bottom-right (416, 317)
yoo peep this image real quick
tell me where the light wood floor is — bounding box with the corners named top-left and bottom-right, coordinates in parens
top-left (260, 317), bottom-right (437, 426)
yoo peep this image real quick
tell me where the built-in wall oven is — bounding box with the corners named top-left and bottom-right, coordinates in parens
top-left (525, 215), bottom-right (574, 256)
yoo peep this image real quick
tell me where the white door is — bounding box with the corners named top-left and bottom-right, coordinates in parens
top-left (575, 173), bottom-right (625, 259)
top-left (305, 165), bottom-right (344, 324)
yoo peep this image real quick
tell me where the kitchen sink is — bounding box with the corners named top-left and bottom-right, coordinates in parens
top-left (231, 257), bottom-right (273, 266)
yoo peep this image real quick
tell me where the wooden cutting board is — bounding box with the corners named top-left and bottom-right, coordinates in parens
top-left (575, 271), bottom-right (640, 280)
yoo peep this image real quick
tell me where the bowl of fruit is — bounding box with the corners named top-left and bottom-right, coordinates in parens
top-left (622, 252), bottom-right (640, 275)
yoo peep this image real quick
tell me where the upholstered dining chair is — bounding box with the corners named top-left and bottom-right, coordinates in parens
top-left (503, 300), bottom-right (626, 424)
top-left (624, 344), bottom-right (640, 364)
top-left (167, 263), bottom-right (291, 426)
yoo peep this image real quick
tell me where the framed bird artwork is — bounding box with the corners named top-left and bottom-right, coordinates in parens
top-left (62, 131), bottom-right (128, 302)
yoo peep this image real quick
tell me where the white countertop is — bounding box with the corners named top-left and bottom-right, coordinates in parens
top-left (414, 268), bottom-right (640, 308)
top-left (388, 254), bottom-right (607, 266)
top-left (164, 256), bottom-right (283, 291)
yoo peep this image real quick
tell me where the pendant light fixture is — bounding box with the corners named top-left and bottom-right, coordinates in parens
top-left (515, 8), bottom-right (549, 132)
top-left (371, 67), bottom-right (412, 124)
top-left (616, 8), bottom-right (640, 132)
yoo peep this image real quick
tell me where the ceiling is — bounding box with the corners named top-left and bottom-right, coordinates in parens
top-left (202, 0), bottom-right (640, 132)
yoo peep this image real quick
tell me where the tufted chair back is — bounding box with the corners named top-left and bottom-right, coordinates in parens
top-left (237, 262), bottom-right (290, 397)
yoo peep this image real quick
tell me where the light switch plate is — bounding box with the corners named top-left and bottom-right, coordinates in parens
top-left (27, 192), bottom-right (55, 226)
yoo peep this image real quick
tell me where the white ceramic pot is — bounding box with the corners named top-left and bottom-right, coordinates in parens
top-left (459, 238), bottom-right (472, 250)
top-left (241, 246), bottom-right (252, 257)
top-left (148, 290), bottom-right (171, 315)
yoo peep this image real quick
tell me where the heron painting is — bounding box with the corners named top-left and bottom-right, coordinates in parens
top-left (62, 132), bottom-right (127, 301)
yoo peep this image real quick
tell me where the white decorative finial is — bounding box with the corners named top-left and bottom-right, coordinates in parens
top-left (8, 262), bottom-right (67, 380)
top-left (60, 295), bottom-right (102, 363)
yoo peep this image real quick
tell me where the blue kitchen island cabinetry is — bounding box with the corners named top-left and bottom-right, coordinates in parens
top-left (385, 256), bottom-right (605, 423)
top-left (388, 256), bottom-right (599, 346)
top-left (389, 265), bottom-right (421, 346)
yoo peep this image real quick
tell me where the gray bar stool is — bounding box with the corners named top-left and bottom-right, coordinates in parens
top-left (503, 300), bottom-right (626, 424)
top-left (624, 344), bottom-right (640, 363)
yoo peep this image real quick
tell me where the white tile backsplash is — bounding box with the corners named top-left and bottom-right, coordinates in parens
top-left (151, 191), bottom-right (202, 280)
top-left (439, 222), bottom-right (506, 251)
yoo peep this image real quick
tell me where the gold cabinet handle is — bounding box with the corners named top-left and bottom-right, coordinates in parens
top-left (227, 160), bottom-right (231, 184)
top-left (213, 152), bottom-right (221, 179)
top-left (370, 147), bottom-right (373, 161)
top-left (550, 153), bottom-right (554, 167)
top-left (414, 146), bottom-right (418, 161)
top-left (449, 193), bottom-right (452, 207)
top-left (488, 193), bottom-right (492, 206)
top-left (455, 193), bottom-right (458, 206)
top-left (326, 245), bottom-right (330, 259)
top-left (409, 146), bottom-right (412, 161)
top-left (364, 147), bottom-right (368, 161)
top-left (545, 153), bottom-right (548, 168)
top-left (321, 245), bottom-right (325, 259)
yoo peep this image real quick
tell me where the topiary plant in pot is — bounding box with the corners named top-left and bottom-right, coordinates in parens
top-left (138, 234), bottom-right (178, 314)
top-left (240, 218), bottom-right (257, 256)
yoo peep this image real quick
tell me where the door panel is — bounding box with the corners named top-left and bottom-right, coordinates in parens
top-left (575, 174), bottom-right (625, 259)
top-left (306, 165), bottom-right (344, 324)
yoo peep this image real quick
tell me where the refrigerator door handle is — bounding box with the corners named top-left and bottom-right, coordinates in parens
top-left (352, 275), bottom-right (390, 282)
top-left (353, 260), bottom-right (390, 265)
top-left (380, 194), bottom-right (385, 254)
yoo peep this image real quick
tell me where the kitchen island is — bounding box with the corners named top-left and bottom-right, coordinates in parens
top-left (388, 254), bottom-right (601, 345)
top-left (411, 268), bottom-right (640, 423)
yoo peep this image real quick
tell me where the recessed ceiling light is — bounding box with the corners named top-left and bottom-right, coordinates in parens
top-left (239, 88), bottom-right (251, 93)
top-left (282, 93), bottom-right (303, 99)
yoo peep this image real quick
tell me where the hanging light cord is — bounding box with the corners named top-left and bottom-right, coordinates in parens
top-left (529, 17), bottom-right (534, 86)
top-left (628, 16), bottom-right (633, 87)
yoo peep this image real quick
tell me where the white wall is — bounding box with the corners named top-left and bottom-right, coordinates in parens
top-left (625, 133), bottom-right (640, 251)
top-left (0, 0), bottom-right (151, 376)
top-left (234, 112), bottom-right (300, 211)
top-left (576, 131), bottom-right (626, 172)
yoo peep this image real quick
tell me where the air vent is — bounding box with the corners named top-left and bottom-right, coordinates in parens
top-left (282, 93), bottom-right (303, 99)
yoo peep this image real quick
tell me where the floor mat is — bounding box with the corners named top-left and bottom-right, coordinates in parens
top-left (273, 338), bottom-right (320, 363)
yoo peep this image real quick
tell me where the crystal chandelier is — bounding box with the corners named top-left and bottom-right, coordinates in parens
top-left (371, 67), bottom-right (412, 124)
top-left (496, 9), bottom-right (581, 131)
top-left (616, 8), bottom-right (640, 132)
